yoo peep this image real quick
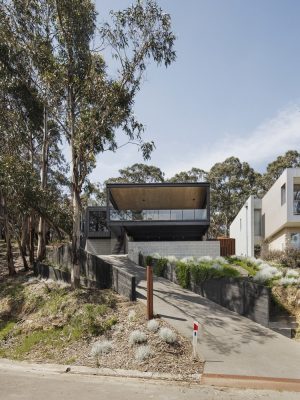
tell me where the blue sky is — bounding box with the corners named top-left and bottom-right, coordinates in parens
top-left (90, 0), bottom-right (300, 182)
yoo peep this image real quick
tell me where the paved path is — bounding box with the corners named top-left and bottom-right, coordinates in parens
top-left (0, 360), bottom-right (299, 400)
top-left (100, 255), bottom-right (300, 380)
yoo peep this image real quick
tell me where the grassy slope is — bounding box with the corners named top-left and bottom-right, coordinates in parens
top-left (0, 275), bottom-right (118, 361)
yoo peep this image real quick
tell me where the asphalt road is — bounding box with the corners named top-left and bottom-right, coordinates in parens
top-left (0, 368), bottom-right (299, 400)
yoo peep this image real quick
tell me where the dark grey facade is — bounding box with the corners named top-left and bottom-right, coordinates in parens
top-left (106, 182), bottom-right (210, 241)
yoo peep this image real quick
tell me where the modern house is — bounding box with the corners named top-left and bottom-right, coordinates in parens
top-left (230, 168), bottom-right (300, 256)
top-left (229, 196), bottom-right (262, 257)
top-left (82, 182), bottom-right (220, 261)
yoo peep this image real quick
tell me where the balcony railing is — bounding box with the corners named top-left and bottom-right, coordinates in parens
top-left (109, 209), bottom-right (207, 222)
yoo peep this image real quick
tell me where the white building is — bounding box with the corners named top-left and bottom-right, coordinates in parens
top-left (229, 196), bottom-right (262, 257)
top-left (230, 168), bottom-right (300, 256)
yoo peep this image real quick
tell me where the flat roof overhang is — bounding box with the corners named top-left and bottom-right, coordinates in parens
top-left (106, 182), bottom-right (209, 211)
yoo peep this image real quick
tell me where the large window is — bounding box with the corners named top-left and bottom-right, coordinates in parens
top-left (88, 210), bottom-right (109, 233)
top-left (281, 184), bottom-right (286, 206)
top-left (294, 184), bottom-right (300, 214)
top-left (290, 233), bottom-right (300, 249)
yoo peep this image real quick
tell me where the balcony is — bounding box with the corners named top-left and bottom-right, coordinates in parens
top-left (109, 209), bottom-right (208, 222)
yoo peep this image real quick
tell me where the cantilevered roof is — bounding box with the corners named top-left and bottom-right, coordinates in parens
top-left (107, 183), bottom-right (208, 211)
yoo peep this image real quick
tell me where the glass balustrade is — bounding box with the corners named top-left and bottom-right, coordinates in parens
top-left (109, 209), bottom-right (207, 221)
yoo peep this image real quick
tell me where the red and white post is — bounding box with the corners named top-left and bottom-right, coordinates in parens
top-left (192, 321), bottom-right (199, 358)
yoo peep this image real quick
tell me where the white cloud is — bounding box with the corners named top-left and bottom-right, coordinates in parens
top-left (89, 102), bottom-right (300, 182)
top-left (162, 102), bottom-right (300, 177)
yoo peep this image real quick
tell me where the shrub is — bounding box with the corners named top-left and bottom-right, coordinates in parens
top-left (166, 255), bottom-right (177, 264)
top-left (159, 327), bottom-right (176, 344)
top-left (150, 253), bottom-right (161, 259)
top-left (262, 247), bottom-right (300, 269)
top-left (91, 340), bottom-right (113, 357)
top-left (197, 256), bottom-right (212, 262)
top-left (286, 269), bottom-right (299, 278)
top-left (145, 255), bottom-right (153, 266)
top-left (253, 264), bottom-right (282, 284)
top-left (190, 262), bottom-right (239, 285)
top-left (147, 319), bottom-right (159, 332)
top-left (153, 257), bottom-right (167, 277)
top-left (175, 261), bottom-right (190, 288)
top-left (180, 256), bottom-right (195, 264)
top-left (128, 310), bottom-right (136, 321)
top-left (278, 277), bottom-right (299, 286)
top-left (213, 256), bottom-right (228, 264)
top-left (135, 345), bottom-right (152, 362)
top-left (129, 330), bottom-right (147, 345)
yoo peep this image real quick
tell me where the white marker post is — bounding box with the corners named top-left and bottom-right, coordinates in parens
top-left (192, 321), bottom-right (199, 359)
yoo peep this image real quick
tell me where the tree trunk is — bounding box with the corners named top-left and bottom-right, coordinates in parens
top-left (69, 86), bottom-right (81, 289)
top-left (71, 187), bottom-right (81, 288)
top-left (21, 216), bottom-right (28, 256)
top-left (1, 195), bottom-right (15, 276)
top-left (29, 132), bottom-right (35, 266)
top-left (17, 237), bottom-right (29, 271)
top-left (29, 213), bottom-right (35, 265)
top-left (37, 106), bottom-right (48, 261)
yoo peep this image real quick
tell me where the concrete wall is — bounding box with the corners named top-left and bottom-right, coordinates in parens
top-left (46, 244), bottom-right (136, 300)
top-left (261, 168), bottom-right (300, 250)
top-left (85, 238), bottom-right (119, 255)
top-left (128, 240), bottom-right (220, 264)
top-left (230, 196), bottom-right (262, 257)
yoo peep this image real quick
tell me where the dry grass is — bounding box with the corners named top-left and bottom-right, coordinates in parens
top-left (0, 274), bottom-right (204, 377)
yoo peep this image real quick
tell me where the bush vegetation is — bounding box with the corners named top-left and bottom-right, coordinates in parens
top-left (261, 247), bottom-right (300, 269)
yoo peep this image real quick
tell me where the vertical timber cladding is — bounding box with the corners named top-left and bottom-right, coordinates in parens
top-left (218, 237), bottom-right (236, 257)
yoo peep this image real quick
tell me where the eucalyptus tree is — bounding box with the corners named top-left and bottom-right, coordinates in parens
top-left (108, 164), bottom-right (165, 184)
top-left (50, 0), bottom-right (175, 287)
top-left (1, 0), bottom-right (68, 262)
top-left (169, 168), bottom-right (207, 183)
top-left (207, 157), bottom-right (260, 237)
top-left (260, 150), bottom-right (300, 193)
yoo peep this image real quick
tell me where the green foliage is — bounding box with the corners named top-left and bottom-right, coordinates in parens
top-left (13, 328), bottom-right (64, 360)
top-left (145, 255), bottom-right (153, 266)
top-left (175, 262), bottom-right (191, 288)
top-left (107, 164), bottom-right (165, 184)
top-left (227, 257), bottom-right (258, 276)
top-left (153, 258), bottom-right (167, 277)
top-left (169, 168), bottom-right (207, 183)
top-left (207, 157), bottom-right (260, 237)
top-left (190, 262), bottom-right (239, 285)
top-left (261, 150), bottom-right (300, 193)
top-left (0, 321), bottom-right (16, 341)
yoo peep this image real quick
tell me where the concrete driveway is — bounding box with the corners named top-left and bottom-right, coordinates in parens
top-left (100, 255), bottom-right (300, 380)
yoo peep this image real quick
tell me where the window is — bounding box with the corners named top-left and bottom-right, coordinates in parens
top-left (254, 209), bottom-right (261, 236)
top-left (290, 233), bottom-right (300, 249)
top-left (281, 184), bottom-right (286, 206)
top-left (88, 210), bottom-right (109, 232)
top-left (294, 184), bottom-right (300, 214)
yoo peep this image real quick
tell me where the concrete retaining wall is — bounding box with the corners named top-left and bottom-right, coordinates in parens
top-left (128, 241), bottom-right (220, 264)
top-left (45, 244), bottom-right (136, 301)
top-left (85, 238), bottom-right (119, 255)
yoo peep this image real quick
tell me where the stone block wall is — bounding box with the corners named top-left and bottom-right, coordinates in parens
top-left (128, 240), bottom-right (220, 264)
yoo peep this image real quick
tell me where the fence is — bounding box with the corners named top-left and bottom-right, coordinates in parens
top-left (218, 237), bottom-right (235, 257)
